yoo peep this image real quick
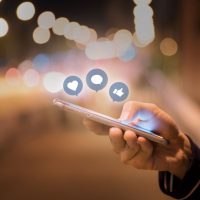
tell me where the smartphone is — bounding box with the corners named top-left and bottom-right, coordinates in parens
top-left (53, 98), bottom-right (168, 146)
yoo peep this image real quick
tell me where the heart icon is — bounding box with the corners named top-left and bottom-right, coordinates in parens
top-left (67, 80), bottom-right (78, 91)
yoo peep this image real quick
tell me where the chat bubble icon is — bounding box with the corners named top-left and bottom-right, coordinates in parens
top-left (109, 82), bottom-right (129, 102)
top-left (63, 76), bottom-right (83, 96)
top-left (91, 74), bottom-right (103, 85)
top-left (86, 68), bottom-right (108, 92)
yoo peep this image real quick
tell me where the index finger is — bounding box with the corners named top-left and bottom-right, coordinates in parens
top-left (119, 101), bottom-right (179, 141)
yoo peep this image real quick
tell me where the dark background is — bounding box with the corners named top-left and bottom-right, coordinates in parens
top-left (0, 0), bottom-right (181, 63)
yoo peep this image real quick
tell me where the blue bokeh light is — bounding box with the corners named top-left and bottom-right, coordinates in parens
top-left (33, 54), bottom-right (50, 72)
top-left (119, 45), bottom-right (137, 62)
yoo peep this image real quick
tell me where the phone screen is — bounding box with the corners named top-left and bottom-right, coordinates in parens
top-left (53, 98), bottom-right (168, 146)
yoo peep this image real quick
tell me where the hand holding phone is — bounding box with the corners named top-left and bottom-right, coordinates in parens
top-left (54, 99), bottom-right (196, 180)
top-left (53, 98), bottom-right (168, 146)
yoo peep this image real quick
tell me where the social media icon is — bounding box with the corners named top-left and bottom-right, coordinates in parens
top-left (91, 75), bottom-right (103, 85)
top-left (86, 68), bottom-right (108, 92)
top-left (67, 80), bottom-right (78, 91)
top-left (63, 76), bottom-right (83, 96)
top-left (113, 88), bottom-right (124, 97)
top-left (109, 82), bottom-right (129, 102)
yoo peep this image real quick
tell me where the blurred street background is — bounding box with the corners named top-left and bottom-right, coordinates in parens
top-left (0, 0), bottom-right (200, 199)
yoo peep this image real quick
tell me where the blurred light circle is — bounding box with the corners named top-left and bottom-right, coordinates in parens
top-left (89, 29), bottom-right (97, 42)
top-left (52, 17), bottom-right (69, 36)
top-left (23, 69), bottom-right (40, 87)
top-left (33, 54), bottom-right (49, 71)
top-left (85, 40), bottom-right (115, 60)
top-left (119, 45), bottom-right (137, 62)
top-left (16, 2), bottom-right (35, 21)
top-left (134, 5), bottom-right (153, 18)
top-left (160, 37), bottom-right (178, 56)
top-left (113, 29), bottom-right (133, 43)
top-left (134, 0), bottom-right (152, 5)
top-left (18, 59), bottom-right (33, 72)
top-left (64, 22), bottom-right (80, 40)
top-left (33, 27), bottom-right (50, 44)
top-left (5, 68), bottom-right (21, 86)
top-left (74, 25), bottom-right (91, 45)
top-left (38, 11), bottom-right (55, 29)
top-left (43, 72), bottom-right (65, 93)
top-left (113, 29), bottom-right (133, 56)
top-left (132, 32), bottom-right (147, 47)
top-left (134, 14), bottom-right (155, 46)
top-left (135, 23), bottom-right (155, 45)
top-left (0, 18), bottom-right (9, 37)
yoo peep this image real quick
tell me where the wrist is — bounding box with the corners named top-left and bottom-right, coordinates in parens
top-left (169, 134), bottom-right (192, 179)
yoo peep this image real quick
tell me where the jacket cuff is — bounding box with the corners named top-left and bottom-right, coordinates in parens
top-left (159, 138), bottom-right (200, 199)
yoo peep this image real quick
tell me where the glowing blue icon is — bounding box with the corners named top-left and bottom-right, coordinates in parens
top-left (86, 68), bottom-right (108, 92)
top-left (63, 76), bottom-right (83, 96)
top-left (109, 82), bottom-right (129, 102)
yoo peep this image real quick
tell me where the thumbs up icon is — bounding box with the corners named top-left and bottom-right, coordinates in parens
top-left (113, 88), bottom-right (124, 97)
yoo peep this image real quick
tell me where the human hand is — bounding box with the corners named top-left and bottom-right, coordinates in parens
top-left (83, 101), bottom-right (192, 179)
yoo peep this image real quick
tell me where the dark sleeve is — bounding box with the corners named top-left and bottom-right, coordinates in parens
top-left (158, 138), bottom-right (200, 200)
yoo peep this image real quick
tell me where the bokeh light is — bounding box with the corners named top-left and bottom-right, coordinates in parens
top-left (135, 22), bottom-right (155, 45)
top-left (113, 29), bottom-right (133, 56)
top-left (18, 59), bottom-right (33, 72)
top-left (52, 17), bottom-right (69, 36)
top-left (74, 25), bottom-right (91, 45)
top-left (33, 27), bottom-right (51, 44)
top-left (33, 54), bottom-right (50, 71)
top-left (119, 45), bottom-right (137, 62)
top-left (5, 68), bottom-right (21, 86)
top-left (23, 69), bottom-right (40, 87)
top-left (133, 3), bottom-right (155, 46)
top-left (133, 4), bottom-right (153, 18)
top-left (43, 72), bottom-right (65, 93)
top-left (16, 2), bottom-right (35, 21)
top-left (88, 29), bottom-right (98, 42)
top-left (132, 32), bottom-right (147, 47)
top-left (85, 40), bottom-right (115, 60)
top-left (0, 18), bottom-right (9, 37)
top-left (133, 0), bottom-right (152, 5)
top-left (38, 11), bottom-right (55, 29)
top-left (64, 22), bottom-right (80, 40)
top-left (160, 37), bottom-right (178, 56)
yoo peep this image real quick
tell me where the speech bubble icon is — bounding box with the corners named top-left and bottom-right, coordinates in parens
top-left (91, 74), bottom-right (103, 85)
top-left (86, 68), bottom-right (108, 92)
top-left (63, 76), bottom-right (83, 96)
top-left (109, 82), bottom-right (129, 102)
